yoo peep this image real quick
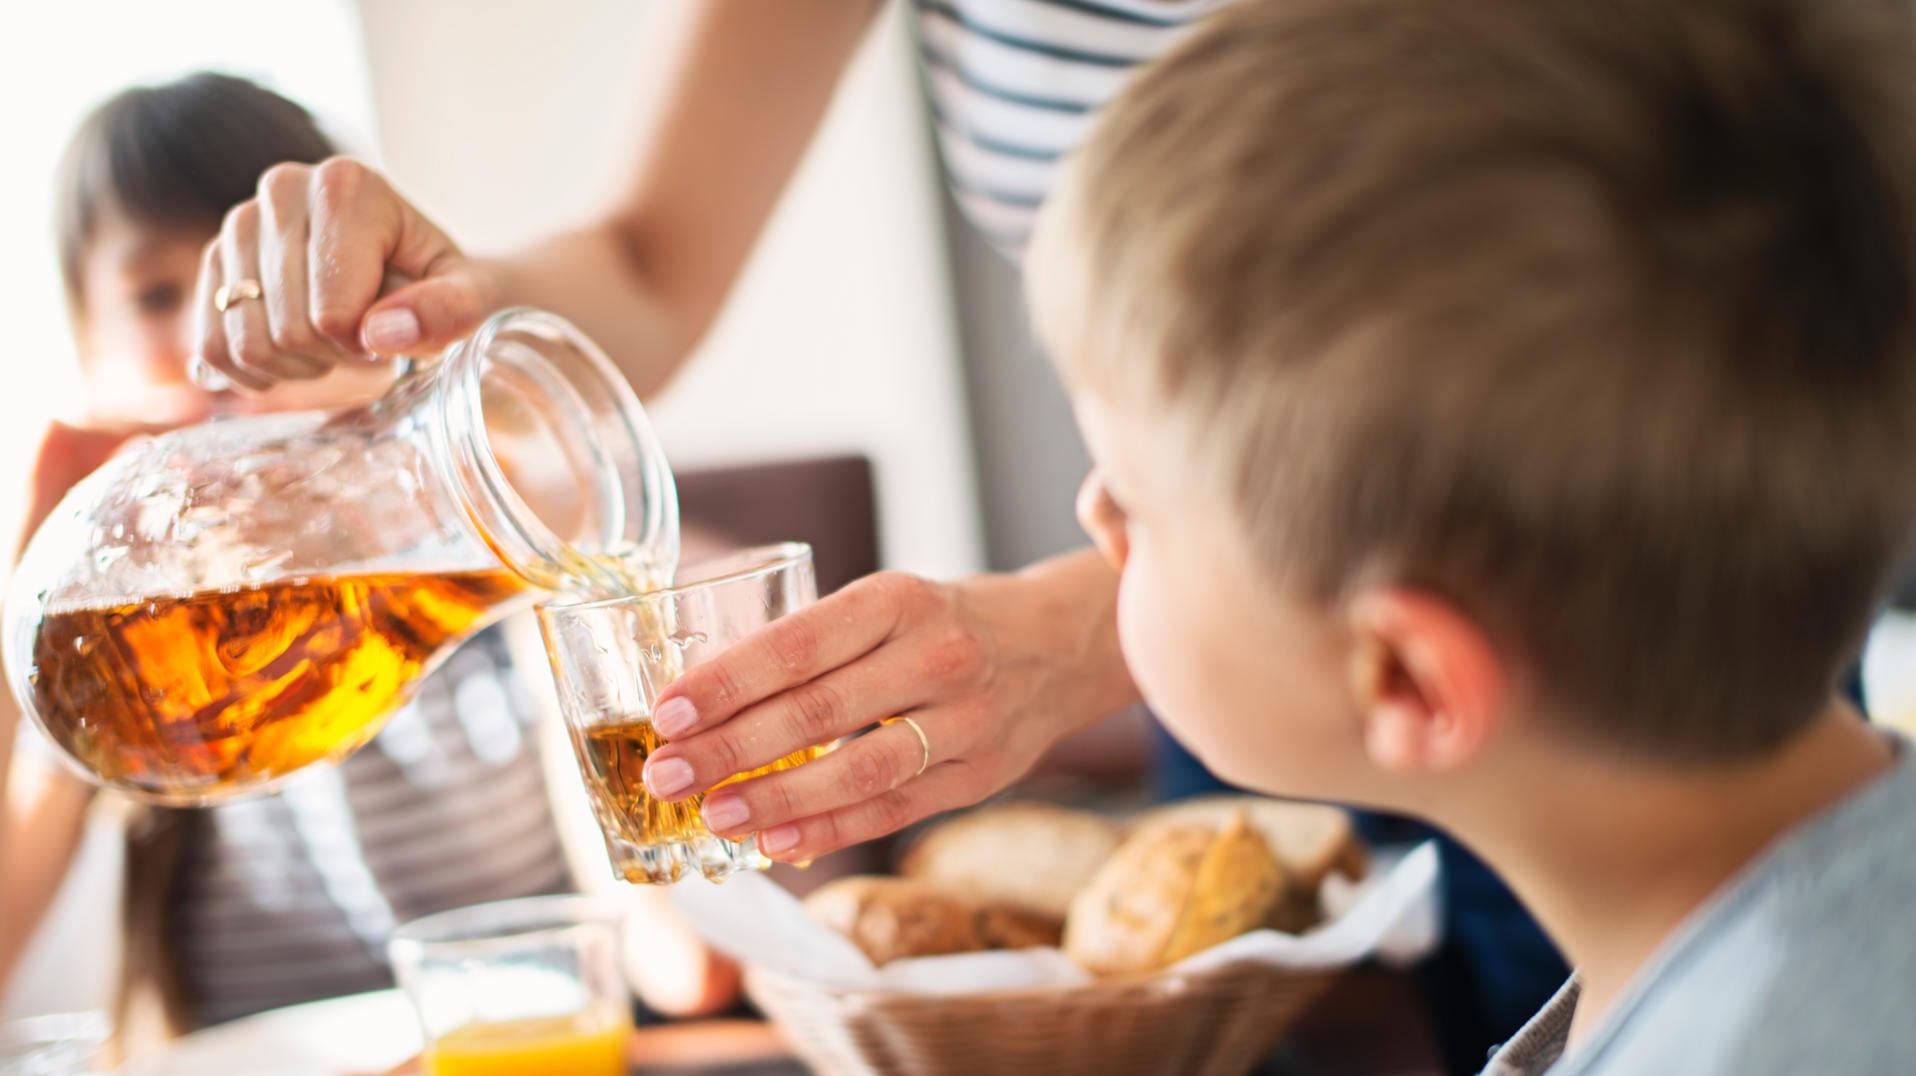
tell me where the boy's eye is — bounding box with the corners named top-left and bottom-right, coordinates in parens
top-left (134, 281), bottom-right (185, 316)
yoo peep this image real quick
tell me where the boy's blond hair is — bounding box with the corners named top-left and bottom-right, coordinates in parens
top-left (1032, 0), bottom-right (1916, 761)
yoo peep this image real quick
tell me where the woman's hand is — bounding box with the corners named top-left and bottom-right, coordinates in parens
top-left (640, 549), bottom-right (1138, 862)
top-left (190, 157), bottom-right (501, 391)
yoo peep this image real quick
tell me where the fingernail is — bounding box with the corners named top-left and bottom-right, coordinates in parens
top-left (362, 308), bottom-right (420, 352)
top-left (759, 824), bottom-right (800, 856)
top-left (653, 697), bottom-right (697, 738)
top-left (644, 756), bottom-right (694, 799)
top-left (702, 794), bottom-right (749, 833)
top-left (187, 356), bottom-right (233, 391)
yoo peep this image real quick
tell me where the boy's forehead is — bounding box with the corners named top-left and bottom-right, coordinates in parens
top-left (1073, 388), bottom-right (1193, 499)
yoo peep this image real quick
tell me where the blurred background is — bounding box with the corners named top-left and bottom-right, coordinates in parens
top-left (8, 0), bottom-right (1916, 1030)
top-left (0, 0), bottom-right (1090, 1021)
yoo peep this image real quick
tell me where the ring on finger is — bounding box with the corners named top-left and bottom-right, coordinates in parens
top-left (214, 279), bottom-right (265, 312)
top-left (884, 715), bottom-right (931, 778)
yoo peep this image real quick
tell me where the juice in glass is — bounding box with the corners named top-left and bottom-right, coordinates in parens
top-left (425, 1003), bottom-right (629, 1076)
top-left (392, 897), bottom-right (628, 1076)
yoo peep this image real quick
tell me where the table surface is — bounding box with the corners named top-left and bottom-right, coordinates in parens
top-left (145, 991), bottom-right (797, 1076)
top-left (147, 970), bottom-right (1441, 1076)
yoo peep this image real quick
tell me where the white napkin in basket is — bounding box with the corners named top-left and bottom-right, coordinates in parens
top-left (670, 841), bottom-right (1439, 994)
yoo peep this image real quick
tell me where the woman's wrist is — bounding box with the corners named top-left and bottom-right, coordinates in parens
top-left (1001, 546), bottom-right (1141, 733)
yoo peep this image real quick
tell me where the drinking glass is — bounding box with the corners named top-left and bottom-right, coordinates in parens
top-left (539, 542), bottom-right (827, 884)
top-left (389, 895), bottom-right (630, 1076)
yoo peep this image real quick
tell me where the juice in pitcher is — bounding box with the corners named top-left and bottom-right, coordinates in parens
top-left (5, 308), bottom-right (679, 805)
top-left (28, 569), bottom-right (526, 801)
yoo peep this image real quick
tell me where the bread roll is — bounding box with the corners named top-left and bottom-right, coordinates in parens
top-left (1266, 888), bottom-right (1325, 935)
top-left (976, 904), bottom-right (1066, 950)
top-left (803, 876), bottom-right (986, 966)
top-left (1132, 796), bottom-right (1367, 891)
top-left (902, 802), bottom-right (1121, 920)
top-left (1063, 813), bottom-right (1284, 975)
top-left (803, 875), bottom-right (1066, 964)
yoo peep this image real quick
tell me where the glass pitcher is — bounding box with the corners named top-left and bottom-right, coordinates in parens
top-left (3, 308), bottom-right (677, 805)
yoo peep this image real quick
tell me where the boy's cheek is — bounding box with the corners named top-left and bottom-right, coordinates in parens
top-left (1111, 558), bottom-right (1174, 705)
top-left (1114, 557), bottom-right (1243, 766)
top-left (1116, 550), bottom-right (1365, 800)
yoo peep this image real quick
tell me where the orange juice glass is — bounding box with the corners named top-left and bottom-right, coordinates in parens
top-left (390, 896), bottom-right (630, 1076)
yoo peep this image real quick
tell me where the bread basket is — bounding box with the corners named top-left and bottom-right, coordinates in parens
top-left (699, 823), bottom-right (1437, 1075)
top-left (745, 958), bottom-right (1335, 1076)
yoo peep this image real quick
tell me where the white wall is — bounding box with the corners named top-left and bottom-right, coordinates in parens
top-left (355, 0), bottom-right (984, 578)
top-left (0, 0), bottom-right (379, 1021)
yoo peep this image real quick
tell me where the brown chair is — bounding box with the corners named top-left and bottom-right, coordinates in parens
top-left (675, 454), bottom-right (881, 595)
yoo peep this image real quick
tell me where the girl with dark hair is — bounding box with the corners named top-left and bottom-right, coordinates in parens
top-left (52, 71), bottom-right (378, 427)
top-left (0, 72), bottom-right (731, 1048)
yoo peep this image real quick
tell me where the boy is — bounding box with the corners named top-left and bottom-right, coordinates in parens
top-left (1028, 0), bottom-right (1916, 1071)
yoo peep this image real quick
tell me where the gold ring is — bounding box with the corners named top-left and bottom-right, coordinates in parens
top-left (886, 716), bottom-right (931, 778)
top-left (214, 279), bottom-right (264, 312)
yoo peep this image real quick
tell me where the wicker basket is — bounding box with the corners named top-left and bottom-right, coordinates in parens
top-left (746, 959), bottom-right (1336, 1076)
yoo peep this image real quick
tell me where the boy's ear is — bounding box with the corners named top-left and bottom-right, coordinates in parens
top-left (1075, 469), bottom-right (1130, 572)
top-left (1346, 588), bottom-right (1507, 774)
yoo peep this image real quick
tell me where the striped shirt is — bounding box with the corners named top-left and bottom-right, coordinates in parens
top-left (167, 628), bottom-right (570, 1027)
top-left (912, 0), bottom-right (1226, 247)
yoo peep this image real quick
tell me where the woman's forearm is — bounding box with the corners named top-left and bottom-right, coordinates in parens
top-left (1001, 546), bottom-right (1144, 732)
top-left (192, 0), bottom-right (881, 393)
top-left (480, 227), bottom-right (688, 399)
top-left (484, 0), bottom-right (881, 399)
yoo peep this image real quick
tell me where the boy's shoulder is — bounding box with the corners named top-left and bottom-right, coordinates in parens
top-left (1500, 739), bottom-right (1916, 1076)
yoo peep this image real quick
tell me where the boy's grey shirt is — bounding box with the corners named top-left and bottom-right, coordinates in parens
top-left (1486, 735), bottom-right (1916, 1075)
